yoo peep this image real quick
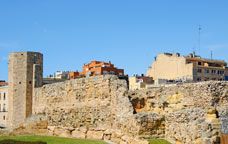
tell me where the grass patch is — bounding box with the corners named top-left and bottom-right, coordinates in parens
top-left (0, 135), bottom-right (107, 144)
top-left (148, 138), bottom-right (171, 144)
top-left (0, 139), bottom-right (46, 144)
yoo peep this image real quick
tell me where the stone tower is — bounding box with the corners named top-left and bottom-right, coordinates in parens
top-left (8, 52), bottom-right (43, 128)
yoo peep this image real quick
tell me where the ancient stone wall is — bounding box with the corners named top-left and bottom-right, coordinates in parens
top-left (32, 75), bottom-right (228, 144)
top-left (129, 81), bottom-right (228, 144)
top-left (33, 75), bottom-right (129, 128)
top-left (33, 75), bottom-right (149, 144)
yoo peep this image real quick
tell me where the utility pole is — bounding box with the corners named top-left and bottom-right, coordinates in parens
top-left (192, 46), bottom-right (196, 56)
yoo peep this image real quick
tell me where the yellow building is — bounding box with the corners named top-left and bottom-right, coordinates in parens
top-left (0, 85), bottom-right (8, 128)
top-left (147, 53), bottom-right (227, 82)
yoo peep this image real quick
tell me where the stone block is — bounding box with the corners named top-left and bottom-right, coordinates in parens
top-left (111, 137), bottom-right (122, 144)
top-left (87, 130), bottom-right (104, 140)
top-left (72, 130), bottom-right (86, 139)
top-left (47, 126), bottom-right (55, 132)
top-left (121, 135), bottom-right (131, 142)
top-left (53, 127), bottom-right (71, 137)
top-left (79, 127), bottom-right (88, 133)
top-left (103, 134), bottom-right (111, 140)
top-left (195, 138), bottom-right (202, 144)
top-left (36, 120), bottom-right (48, 129)
top-left (112, 131), bottom-right (123, 139)
top-left (120, 141), bottom-right (127, 144)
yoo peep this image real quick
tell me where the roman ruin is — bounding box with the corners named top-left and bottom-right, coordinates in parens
top-left (2, 51), bottom-right (228, 144)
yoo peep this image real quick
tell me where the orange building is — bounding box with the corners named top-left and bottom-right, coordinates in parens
top-left (68, 71), bottom-right (80, 79)
top-left (69, 61), bottom-right (124, 79)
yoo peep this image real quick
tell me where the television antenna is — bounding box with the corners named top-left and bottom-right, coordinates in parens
top-left (198, 25), bottom-right (202, 55)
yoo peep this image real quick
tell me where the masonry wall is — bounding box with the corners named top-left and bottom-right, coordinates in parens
top-left (33, 75), bottom-right (120, 128)
top-left (33, 75), bottom-right (158, 144)
top-left (32, 75), bottom-right (228, 144)
top-left (129, 81), bottom-right (228, 144)
top-left (8, 52), bottom-right (43, 128)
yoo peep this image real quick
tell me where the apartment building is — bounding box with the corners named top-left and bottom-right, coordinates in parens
top-left (147, 53), bottom-right (227, 82)
top-left (0, 85), bottom-right (8, 128)
top-left (69, 61), bottom-right (124, 79)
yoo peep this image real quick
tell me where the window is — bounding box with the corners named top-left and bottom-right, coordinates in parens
top-left (198, 62), bottom-right (202, 65)
top-left (204, 69), bottom-right (210, 74)
top-left (218, 71), bottom-right (224, 75)
top-left (3, 93), bottom-right (5, 100)
top-left (212, 70), bottom-right (216, 74)
top-left (3, 116), bottom-right (5, 120)
top-left (33, 54), bottom-right (37, 63)
top-left (110, 71), bottom-right (115, 74)
top-left (103, 71), bottom-right (108, 74)
top-left (197, 69), bottom-right (202, 73)
top-left (3, 104), bottom-right (6, 112)
top-left (197, 77), bottom-right (201, 81)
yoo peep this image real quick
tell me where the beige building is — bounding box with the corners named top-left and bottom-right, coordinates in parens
top-left (0, 86), bottom-right (8, 128)
top-left (129, 75), bottom-right (153, 90)
top-left (147, 53), bottom-right (227, 82)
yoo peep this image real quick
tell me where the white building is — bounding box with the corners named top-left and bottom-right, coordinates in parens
top-left (0, 85), bottom-right (8, 128)
top-left (47, 71), bottom-right (69, 79)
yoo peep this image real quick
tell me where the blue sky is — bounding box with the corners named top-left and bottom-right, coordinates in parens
top-left (0, 0), bottom-right (228, 80)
